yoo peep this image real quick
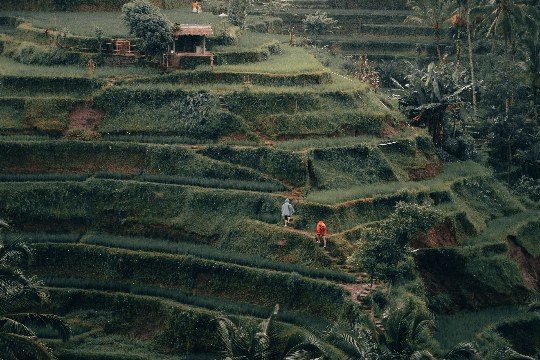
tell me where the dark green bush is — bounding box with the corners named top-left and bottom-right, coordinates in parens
top-left (12, 42), bottom-right (76, 65)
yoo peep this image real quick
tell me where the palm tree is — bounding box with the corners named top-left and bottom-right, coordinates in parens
top-left (0, 224), bottom-right (71, 359)
top-left (216, 304), bottom-right (326, 360)
top-left (454, 0), bottom-right (478, 118)
top-left (517, 5), bottom-right (539, 119)
top-left (473, 0), bottom-right (528, 57)
top-left (326, 322), bottom-right (380, 360)
top-left (411, 342), bottom-right (478, 359)
top-left (405, 0), bottom-right (454, 62)
top-left (380, 304), bottom-right (435, 358)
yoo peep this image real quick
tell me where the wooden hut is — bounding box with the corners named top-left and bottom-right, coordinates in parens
top-left (162, 24), bottom-right (214, 70)
top-left (104, 39), bottom-right (138, 65)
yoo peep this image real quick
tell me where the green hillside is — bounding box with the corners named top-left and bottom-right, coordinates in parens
top-left (0, 1), bottom-right (538, 359)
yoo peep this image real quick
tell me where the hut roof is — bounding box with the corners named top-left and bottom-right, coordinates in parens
top-left (173, 24), bottom-right (213, 37)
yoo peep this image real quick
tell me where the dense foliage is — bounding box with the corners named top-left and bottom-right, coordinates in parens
top-left (121, 0), bottom-right (172, 56)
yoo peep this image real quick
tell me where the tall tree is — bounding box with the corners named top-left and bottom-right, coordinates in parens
top-left (518, 5), bottom-right (539, 118)
top-left (122, 0), bottom-right (172, 57)
top-left (454, 0), bottom-right (478, 118)
top-left (405, 0), bottom-right (454, 61)
top-left (473, 0), bottom-right (528, 57)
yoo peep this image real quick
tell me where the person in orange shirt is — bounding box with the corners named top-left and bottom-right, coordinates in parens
top-left (315, 220), bottom-right (328, 249)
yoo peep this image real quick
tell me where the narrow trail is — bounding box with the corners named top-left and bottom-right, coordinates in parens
top-left (341, 279), bottom-right (385, 332)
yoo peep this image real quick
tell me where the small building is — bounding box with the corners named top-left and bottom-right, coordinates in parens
top-left (162, 24), bottom-right (214, 70)
top-left (105, 39), bottom-right (138, 65)
top-left (109, 39), bottom-right (135, 57)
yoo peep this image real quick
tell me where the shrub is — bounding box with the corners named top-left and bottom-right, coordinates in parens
top-left (228, 0), bottom-right (250, 28)
top-left (512, 176), bottom-right (540, 202)
top-left (348, 202), bottom-right (443, 284)
top-left (122, 0), bottom-right (172, 57)
top-left (302, 12), bottom-right (338, 38)
top-left (10, 42), bottom-right (79, 66)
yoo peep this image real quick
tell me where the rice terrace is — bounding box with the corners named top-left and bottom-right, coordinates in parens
top-left (0, 0), bottom-right (538, 358)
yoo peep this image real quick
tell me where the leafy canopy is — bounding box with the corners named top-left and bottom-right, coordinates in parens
top-left (122, 0), bottom-right (172, 56)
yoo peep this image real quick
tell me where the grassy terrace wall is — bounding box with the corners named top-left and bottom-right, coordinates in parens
top-left (0, 75), bottom-right (104, 96)
top-left (0, 98), bottom-right (81, 134)
top-left (416, 243), bottom-right (530, 308)
top-left (123, 70), bottom-right (332, 87)
top-left (256, 109), bottom-right (390, 139)
top-left (309, 145), bottom-right (399, 189)
top-left (0, 179), bottom-right (333, 265)
top-left (93, 84), bottom-right (399, 140)
top-left (43, 288), bottom-right (346, 357)
top-left (0, 0), bottom-right (189, 11)
top-left (0, 141), bottom-right (285, 190)
top-left (200, 145), bottom-right (308, 187)
top-left (31, 243), bottom-right (350, 320)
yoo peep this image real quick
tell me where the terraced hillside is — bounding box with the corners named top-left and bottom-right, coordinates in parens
top-left (252, 0), bottom-right (440, 61)
top-left (0, 4), bottom-right (539, 359)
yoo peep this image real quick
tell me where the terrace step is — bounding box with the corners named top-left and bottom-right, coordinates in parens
top-left (13, 231), bottom-right (356, 283)
top-left (46, 285), bottom-right (337, 349)
top-left (315, 36), bottom-right (440, 53)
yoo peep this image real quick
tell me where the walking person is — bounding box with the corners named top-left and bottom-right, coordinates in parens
top-left (281, 198), bottom-right (294, 227)
top-left (315, 220), bottom-right (327, 248)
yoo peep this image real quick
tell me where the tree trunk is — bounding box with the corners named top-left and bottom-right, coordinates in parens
top-left (465, 0), bottom-right (478, 119)
top-left (435, 25), bottom-right (442, 62)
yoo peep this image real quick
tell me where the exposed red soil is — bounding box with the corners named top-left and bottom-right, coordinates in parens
top-left (67, 103), bottom-right (104, 131)
top-left (413, 219), bottom-right (458, 249)
top-left (408, 160), bottom-right (443, 181)
top-left (130, 316), bottom-right (162, 341)
top-left (507, 235), bottom-right (540, 291)
top-left (219, 133), bottom-right (253, 143)
top-left (341, 282), bottom-right (374, 303)
top-left (380, 120), bottom-right (398, 137)
top-left (279, 187), bottom-right (304, 202)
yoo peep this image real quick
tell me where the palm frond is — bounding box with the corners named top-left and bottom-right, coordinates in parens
top-left (216, 316), bottom-right (237, 358)
top-left (0, 333), bottom-right (55, 360)
top-left (504, 347), bottom-right (535, 360)
top-left (527, 301), bottom-right (540, 312)
top-left (0, 242), bottom-right (32, 267)
top-left (410, 350), bottom-right (437, 360)
top-left (5, 313), bottom-right (70, 342)
top-left (0, 317), bottom-right (36, 337)
top-left (284, 349), bottom-right (323, 360)
top-left (0, 219), bottom-right (9, 229)
top-left (253, 332), bottom-right (271, 360)
top-left (284, 333), bottom-right (326, 360)
top-left (445, 342), bottom-right (478, 360)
